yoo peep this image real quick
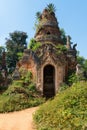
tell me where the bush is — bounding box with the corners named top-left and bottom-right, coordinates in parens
top-left (0, 80), bottom-right (45, 113)
top-left (27, 83), bottom-right (36, 92)
top-left (28, 38), bottom-right (41, 51)
top-left (59, 83), bottom-right (69, 92)
top-left (34, 81), bottom-right (87, 130)
top-left (19, 68), bottom-right (33, 85)
top-left (67, 72), bottom-right (78, 85)
top-left (24, 71), bottom-right (32, 83)
top-left (56, 45), bottom-right (67, 52)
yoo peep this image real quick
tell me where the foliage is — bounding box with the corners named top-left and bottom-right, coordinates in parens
top-left (0, 80), bottom-right (45, 113)
top-left (5, 31), bottom-right (28, 73)
top-left (77, 54), bottom-right (87, 72)
top-left (0, 46), bottom-right (6, 71)
top-left (0, 46), bottom-right (7, 87)
top-left (25, 71), bottom-right (32, 82)
top-left (77, 54), bottom-right (87, 79)
top-left (0, 46), bottom-right (5, 65)
top-left (65, 55), bottom-right (87, 86)
top-left (59, 83), bottom-right (69, 92)
top-left (28, 38), bottom-right (36, 49)
top-left (0, 67), bottom-right (45, 112)
top-left (34, 81), bottom-right (87, 130)
top-left (28, 38), bottom-right (41, 51)
top-left (0, 46), bottom-right (4, 82)
top-left (56, 45), bottom-right (67, 51)
top-left (56, 45), bottom-right (67, 54)
top-left (17, 52), bottom-right (23, 60)
top-left (34, 3), bottom-right (56, 32)
top-left (34, 11), bottom-right (42, 31)
top-left (19, 68), bottom-right (33, 85)
top-left (23, 71), bottom-right (32, 84)
top-left (46, 3), bottom-right (56, 14)
top-left (66, 72), bottom-right (78, 86)
top-left (65, 71), bottom-right (85, 86)
top-left (36, 12), bottom-right (41, 22)
top-left (60, 28), bottom-right (67, 45)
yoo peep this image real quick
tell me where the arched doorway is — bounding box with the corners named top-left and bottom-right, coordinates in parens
top-left (43, 65), bottom-right (55, 98)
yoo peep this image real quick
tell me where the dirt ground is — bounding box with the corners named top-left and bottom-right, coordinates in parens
top-left (0, 107), bottom-right (38, 130)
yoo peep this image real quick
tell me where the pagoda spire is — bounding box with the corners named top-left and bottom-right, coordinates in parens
top-left (35, 8), bottom-right (63, 45)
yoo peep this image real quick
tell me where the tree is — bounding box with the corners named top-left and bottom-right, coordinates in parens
top-left (60, 28), bottom-right (67, 45)
top-left (0, 46), bottom-right (4, 63)
top-left (5, 31), bottom-right (28, 73)
top-left (77, 53), bottom-right (87, 70)
top-left (36, 12), bottom-right (41, 22)
top-left (47, 3), bottom-right (56, 14)
top-left (77, 54), bottom-right (87, 79)
top-left (0, 46), bottom-right (6, 69)
top-left (0, 46), bottom-right (7, 86)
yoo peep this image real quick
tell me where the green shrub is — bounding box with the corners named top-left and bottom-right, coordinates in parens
top-left (56, 45), bottom-right (67, 52)
top-left (59, 83), bottom-right (69, 92)
top-left (0, 80), bottom-right (45, 113)
top-left (19, 68), bottom-right (27, 79)
top-left (19, 68), bottom-right (33, 85)
top-left (28, 38), bottom-right (41, 51)
top-left (27, 83), bottom-right (36, 92)
top-left (67, 72), bottom-right (78, 85)
top-left (34, 81), bottom-right (87, 130)
top-left (66, 72), bottom-right (86, 86)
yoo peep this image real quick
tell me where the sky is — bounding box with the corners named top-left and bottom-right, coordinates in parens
top-left (0, 0), bottom-right (87, 58)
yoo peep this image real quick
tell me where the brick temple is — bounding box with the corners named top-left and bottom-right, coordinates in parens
top-left (16, 8), bottom-right (77, 98)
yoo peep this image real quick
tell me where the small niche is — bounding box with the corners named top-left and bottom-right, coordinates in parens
top-left (47, 31), bottom-right (51, 35)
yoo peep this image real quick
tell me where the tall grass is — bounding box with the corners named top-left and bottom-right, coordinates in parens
top-left (34, 81), bottom-right (87, 130)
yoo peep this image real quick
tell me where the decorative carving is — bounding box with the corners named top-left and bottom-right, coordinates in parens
top-left (73, 43), bottom-right (77, 51)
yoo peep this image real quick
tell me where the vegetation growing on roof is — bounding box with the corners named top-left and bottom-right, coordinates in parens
top-left (28, 38), bottom-right (41, 51)
top-left (46, 3), bottom-right (56, 14)
top-left (36, 11), bottom-right (42, 22)
top-left (60, 28), bottom-right (67, 45)
top-left (34, 3), bottom-right (56, 32)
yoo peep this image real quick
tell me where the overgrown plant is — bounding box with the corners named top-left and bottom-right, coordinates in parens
top-left (56, 45), bottom-right (67, 55)
top-left (67, 72), bottom-right (78, 85)
top-left (24, 71), bottom-right (33, 84)
top-left (34, 3), bottom-right (56, 32)
top-left (59, 83), bottom-right (69, 92)
top-left (66, 71), bottom-right (86, 86)
top-left (46, 3), bottom-right (56, 14)
top-left (0, 78), bottom-right (45, 113)
top-left (19, 68), bottom-right (33, 84)
top-left (60, 28), bottom-right (67, 45)
top-left (56, 45), bottom-right (67, 51)
top-left (28, 38), bottom-right (41, 51)
top-left (36, 12), bottom-right (41, 22)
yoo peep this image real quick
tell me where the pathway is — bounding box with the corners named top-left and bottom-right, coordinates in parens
top-left (0, 107), bottom-right (38, 130)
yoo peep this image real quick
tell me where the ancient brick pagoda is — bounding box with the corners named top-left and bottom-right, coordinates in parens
top-left (16, 8), bottom-right (77, 98)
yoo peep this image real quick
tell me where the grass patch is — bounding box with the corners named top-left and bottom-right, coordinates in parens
top-left (34, 81), bottom-right (87, 130)
top-left (0, 80), bottom-right (45, 113)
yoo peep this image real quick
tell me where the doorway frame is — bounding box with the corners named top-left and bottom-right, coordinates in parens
top-left (43, 64), bottom-right (55, 97)
top-left (41, 63), bottom-right (57, 96)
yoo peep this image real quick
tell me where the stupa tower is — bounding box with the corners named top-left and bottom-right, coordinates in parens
top-left (35, 8), bottom-right (63, 45)
top-left (15, 4), bottom-right (77, 98)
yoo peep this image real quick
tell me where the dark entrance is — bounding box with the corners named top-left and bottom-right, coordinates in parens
top-left (43, 65), bottom-right (55, 98)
